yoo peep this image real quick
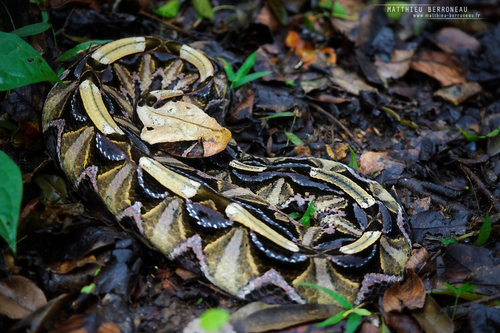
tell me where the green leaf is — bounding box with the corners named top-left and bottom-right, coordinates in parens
top-left (258, 111), bottom-right (295, 120)
top-left (440, 237), bottom-right (457, 246)
top-left (34, 174), bottom-right (68, 203)
top-left (295, 282), bottom-right (353, 309)
top-left (300, 198), bottom-right (316, 226)
top-left (153, 0), bottom-right (180, 18)
top-left (477, 212), bottom-right (491, 246)
top-left (231, 71), bottom-right (272, 88)
top-left (385, 1), bottom-right (409, 21)
top-left (332, 1), bottom-right (347, 17)
top-left (11, 22), bottom-right (52, 37)
top-left (443, 282), bottom-right (458, 295)
top-left (81, 283), bottom-right (96, 294)
top-left (199, 308), bottom-right (230, 332)
top-left (0, 32), bottom-right (63, 91)
top-left (315, 310), bottom-right (346, 327)
top-left (285, 131), bottom-right (304, 146)
top-left (58, 40), bottom-right (111, 61)
top-left (348, 147), bottom-right (358, 170)
top-left (303, 12), bottom-right (315, 32)
top-left (289, 212), bottom-right (301, 219)
top-left (192, 0), bottom-right (214, 20)
top-left (345, 313), bottom-right (362, 333)
top-left (458, 127), bottom-right (482, 141)
top-left (318, 0), bottom-right (333, 9)
top-left (267, 0), bottom-right (287, 25)
top-left (218, 58), bottom-right (235, 81)
top-left (0, 151), bottom-right (22, 254)
top-left (234, 51), bottom-right (258, 83)
top-left (0, 121), bottom-right (19, 132)
top-left (457, 282), bottom-right (477, 295)
top-left (352, 308), bottom-right (371, 316)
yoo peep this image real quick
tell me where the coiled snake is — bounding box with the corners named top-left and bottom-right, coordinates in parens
top-left (42, 37), bottom-right (412, 305)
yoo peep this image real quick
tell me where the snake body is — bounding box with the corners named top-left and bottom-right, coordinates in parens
top-left (42, 37), bottom-right (412, 305)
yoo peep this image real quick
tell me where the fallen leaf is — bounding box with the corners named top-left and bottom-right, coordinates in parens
top-left (358, 151), bottom-right (405, 175)
top-left (285, 31), bottom-right (336, 68)
top-left (375, 49), bottom-right (415, 80)
top-left (468, 302), bottom-right (500, 333)
top-left (330, 66), bottom-right (376, 96)
top-left (433, 27), bottom-right (480, 55)
top-left (383, 270), bottom-right (426, 312)
top-left (411, 295), bottom-right (453, 333)
top-left (406, 248), bottom-right (431, 271)
top-left (411, 50), bottom-right (467, 86)
top-left (6, 293), bottom-right (73, 333)
top-left (48, 255), bottom-right (103, 274)
top-left (434, 82), bottom-right (482, 105)
top-left (0, 275), bottom-right (47, 319)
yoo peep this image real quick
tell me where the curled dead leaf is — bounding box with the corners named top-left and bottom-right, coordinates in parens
top-left (0, 275), bottom-right (47, 319)
top-left (410, 50), bottom-right (467, 87)
top-left (382, 269), bottom-right (426, 312)
top-left (406, 247), bottom-right (431, 271)
top-left (285, 31), bottom-right (336, 68)
top-left (434, 82), bottom-right (482, 105)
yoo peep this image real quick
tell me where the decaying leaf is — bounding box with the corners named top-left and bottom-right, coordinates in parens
top-left (375, 49), bottom-right (415, 80)
top-left (0, 275), bottom-right (47, 319)
top-left (434, 82), bottom-right (482, 105)
top-left (410, 50), bottom-right (467, 86)
top-left (383, 270), bottom-right (426, 312)
top-left (433, 27), bottom-right (480, 55)
top-left (285, 31), bottom-right (336, 68)
top-left (411, 296), bottom-right (453, 333)
top-left (330, 66), bottom-right (376, 96)
top-left (137, 101), bottom-right (232, 157)
top-left (358, 151), bottom-right (406, 176)
top-left (406, 248), bottom-right (431, 271)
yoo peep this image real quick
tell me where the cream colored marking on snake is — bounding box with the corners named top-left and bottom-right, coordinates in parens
top-left (179, 45), bottom-right (214, 82)
top-left (339, 231), bottom-right (381, 254)
top-left (225, 202), bottom-right (299, 253)
top-left (79, 80), bottom-right (124, 135)
top-left (139, 157), bottom-right (201, 198)
top-left (91, 37), bottom-right (146, 64)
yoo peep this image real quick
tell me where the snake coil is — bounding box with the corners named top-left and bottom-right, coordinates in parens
top-left (42, 37), bottom-right (412, 305)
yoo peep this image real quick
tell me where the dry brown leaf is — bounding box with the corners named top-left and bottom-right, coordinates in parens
top-left (358, 151), bottom-right (406, 175)
top-left (330, 66), bottom-right (376, 96)
top-left (97, 322), bottom-right (121, 333)
top-left (285, 31), bottom-right (336, 68)
top-left (227, 90), bottom-right (255, 124)
top-left (382, 270), bottom-right (426, 312)
top-left (47, 255), bottom-right (103, 274)
top-left (434, 82), bottom-right (482, 105)
top-left (410, 50), bottom-right (467, 87)
top-left (411, 295), bottom-right (453, 333)
top-left (375, 49), bottom-right (415, 80)
top-left (433, 27), bottom-right (480, 55)
top-left (406, 247), bottom-right (431, 271)
top-left (0, 275), bottom-right (47, 319)
top-left (138, 101), bottom-right (232, 157)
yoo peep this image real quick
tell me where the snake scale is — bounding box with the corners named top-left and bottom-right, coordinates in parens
top-left (42, 37), bottom-right (412, 305)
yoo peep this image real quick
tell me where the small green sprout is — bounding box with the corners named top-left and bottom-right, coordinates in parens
top-left (290, 198), bottom-right (316, 226)
top-left (199, 308), bottom-right (230, 332)
top-left (296, 282), bottom-right (371, 332)
top-left (477, 212), bottom-right (491, 246)
top-left (219, 51), bottom-right (272, 89)
top-left (443, 282), bottom-right (477, 321)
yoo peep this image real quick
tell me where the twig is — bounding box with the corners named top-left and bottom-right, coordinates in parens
top-left (460, 165), bottom-right (500, 213)
top-left (309, 102), bottom-right (363, 150)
